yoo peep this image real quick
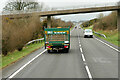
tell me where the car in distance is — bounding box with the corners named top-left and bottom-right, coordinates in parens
top-left (75, 26), bottom-right (77, 29)
top-left (84, 29), bottom-right (93, 38)
top-left (79, 27), bottom-right (81, 29)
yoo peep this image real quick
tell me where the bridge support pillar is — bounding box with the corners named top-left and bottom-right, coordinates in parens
top-left (47, 16), bottom-right (51, 28)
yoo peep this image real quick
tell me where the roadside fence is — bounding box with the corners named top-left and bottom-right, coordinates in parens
top-left (94, 32), bottom-right (107, 38)
top-left (25, 38), bottom-right (44, 46)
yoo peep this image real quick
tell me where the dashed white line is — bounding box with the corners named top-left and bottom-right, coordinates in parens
top-left (79, 44), bottom-right (81, 47)
top-left (80, 48), bottom-right (83, 52)
top-left (78, 31), bottom-right (93, 80)
top-left (81, 54), bottom-right (86, 61)
top-left (95, 38), bottom-right (120, 52)
top-left (85, 65), bottom-right (93, 80)
top-left (8, 49), bottom-right (47, 79)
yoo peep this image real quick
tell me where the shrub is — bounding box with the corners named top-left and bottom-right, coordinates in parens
top-left (2, 15), bottom-right (43, 56)
top-left (93, 11), bottom-right (117, 31)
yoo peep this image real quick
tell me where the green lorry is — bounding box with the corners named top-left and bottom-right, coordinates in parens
top-left (44, 27), bottom-right (70, 53)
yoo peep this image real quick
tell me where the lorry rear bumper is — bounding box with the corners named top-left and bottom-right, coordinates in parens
top-left (47, 48), bottom-right (64, 50)
top-left (47, 48), bottom-right (52, 50)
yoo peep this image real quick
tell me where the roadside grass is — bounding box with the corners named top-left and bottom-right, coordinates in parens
top-left (1, 41), bottom-right (44, 69)
top-left (94, 30), bottom-right (118, 47)
top-left (83, 25), bottom-right (93, 30)
top-left (82, 25), bottom-right (118, 46)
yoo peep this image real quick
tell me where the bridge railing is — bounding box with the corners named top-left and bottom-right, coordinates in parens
top-left (51, 2), bottom-right (117, 11)
top-left (2, 2), bottom-right (118, 15)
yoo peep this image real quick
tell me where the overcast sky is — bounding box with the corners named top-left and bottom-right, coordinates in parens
top-left (0, 0), bottom-right (120, 21)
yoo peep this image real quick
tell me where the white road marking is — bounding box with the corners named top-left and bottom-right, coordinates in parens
top-left (8, 49), bottom-right (47, 79)
top-left (79, 44), bottom-right (81, 47)
top-left (95, 38), bottom-right (120, 52)
top-left (77, 29), bottom-right (93, 80)
top-left (85, 65), bottom-right (93, 80)
top-left (81, 54), bottom-right (86, 61)
top-left (70, 28), bottom-right (74, 35)
top-left (80, 48), bottom-right (83, 52)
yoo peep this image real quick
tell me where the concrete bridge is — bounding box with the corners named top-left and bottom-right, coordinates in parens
top-left (2, 6), bottom-right (120, 29)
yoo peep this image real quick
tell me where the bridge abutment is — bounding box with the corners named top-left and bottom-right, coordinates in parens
top-left (47, 16), bottom-right (51, 28)
top-left (117, 9), bottom-right (120, 80)
top-left (117, 9), bottom-right (120, 30)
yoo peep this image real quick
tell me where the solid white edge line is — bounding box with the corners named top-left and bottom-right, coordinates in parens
top-left (80, 48), bottom-right (83, 52)
top-left (8, 49), bottom-right (47, 79)
top-left (95, 38), bottom-right (120, 52)
top-left (70, 28), bottom-right (74, 35)
top-left (81, 54), bottom-right (86, 61)
top-left (85, 65), bottom-right (93, 80)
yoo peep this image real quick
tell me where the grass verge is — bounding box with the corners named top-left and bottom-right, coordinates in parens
top-left (83, 25), bottom-right (93, 30)
top-left (83, 25), bottom-right (118, 46)
top-left (94, 30), bottom-right (118, 47)
top-left (1, 41), bottom-right (44, 69)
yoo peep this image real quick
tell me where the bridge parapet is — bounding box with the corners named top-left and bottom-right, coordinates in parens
top-left (2, 6), bottom-right (120, 19)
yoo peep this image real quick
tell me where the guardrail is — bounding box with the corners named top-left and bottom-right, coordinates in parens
top-left (25, 38), bottom-right (44, 46)
top-left (94, 32), bottom-right (107, 38)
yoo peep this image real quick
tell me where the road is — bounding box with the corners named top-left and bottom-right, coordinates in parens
top-left (2, 27), bottom-right (118, 79)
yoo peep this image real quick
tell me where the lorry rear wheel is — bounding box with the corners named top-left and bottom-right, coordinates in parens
top-left (84, 35), bottom-right (86, 38)
top-left (91, 35), bottom-right (93, 38)
top-left (47, 50), bottom-right (50, 53)
top-left (64, 49), bottom-right (69, 53)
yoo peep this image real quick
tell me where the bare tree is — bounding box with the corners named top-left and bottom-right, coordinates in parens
top-left (3, 0), bottom-right (40, 11)
top-left (3, 0), bottom-right (54, 14)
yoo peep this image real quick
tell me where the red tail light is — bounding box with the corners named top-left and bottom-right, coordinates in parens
top-left (46, 42), bottom-right (49, 44)
top-left (64, 46), bottom-right (68, 48)
top-left (46, 46), bottom-right (51, 48)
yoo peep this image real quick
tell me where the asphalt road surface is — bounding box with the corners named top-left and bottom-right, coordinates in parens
top-left (2, 27), bottom-right (118, 79)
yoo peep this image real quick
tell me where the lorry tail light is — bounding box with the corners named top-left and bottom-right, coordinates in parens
top-left (45, 42), bottom-right (49, 43)
top-left (67, 31), bottom-right (69, 34)
top-left (64, 46), bottom-right (68, 48)
top-left (45, 31), bottom-right (47, 34)
top-left (46, 46), bottom-right (51, 48)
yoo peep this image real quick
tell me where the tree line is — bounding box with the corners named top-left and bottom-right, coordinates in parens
top-left (81, 11), bottom-right (117, 31)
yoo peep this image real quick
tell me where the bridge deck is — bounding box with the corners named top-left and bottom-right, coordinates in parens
top-left (2, 6), bottom-right (120, 19)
